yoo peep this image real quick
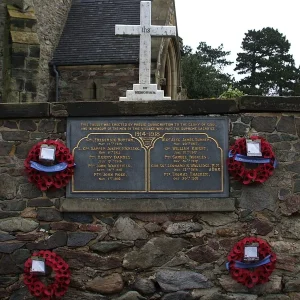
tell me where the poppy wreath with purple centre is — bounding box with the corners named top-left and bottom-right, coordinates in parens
top-left (227, 136), bottom-right (276, 184)
top-left (227, 237), bottom-right (276, 288)
top-left (24, 250), bottom-right (71, 299)
top-left (24, 140), bottom-right (75, 191)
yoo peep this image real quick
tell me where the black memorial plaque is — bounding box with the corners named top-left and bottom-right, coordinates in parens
top-left (67, 117), bottom-right (229, 198)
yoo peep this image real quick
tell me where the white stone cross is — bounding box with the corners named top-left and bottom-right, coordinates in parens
top-left (115, 1), bottom-right (176, 101)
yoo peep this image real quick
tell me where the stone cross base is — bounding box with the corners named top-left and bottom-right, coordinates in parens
top-left (119, 84), bottom-right (171, 101)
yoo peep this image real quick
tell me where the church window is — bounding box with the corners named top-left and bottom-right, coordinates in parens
top-left (91, 82), bottom-right (97, 100)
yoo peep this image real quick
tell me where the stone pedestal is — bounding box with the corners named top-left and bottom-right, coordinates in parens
top-left (120, 84), bottom-right (171, 101)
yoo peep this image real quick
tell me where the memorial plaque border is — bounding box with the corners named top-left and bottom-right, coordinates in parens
top-left (61, 197), bottom-right (236, 212)
top-left (67, 116), bottom-right (229, 199)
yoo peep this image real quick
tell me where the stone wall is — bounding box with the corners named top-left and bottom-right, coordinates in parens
top-left (0, 0), bottom-right (6, 101)
top-left (1, 97), bottom-right (300, 299)
top-left (32, 0), bottom-right (72, 101)
top-left (0, 0), bottom-right (180, 102)
top-left (3, 5), bottom-right (40, 103)
top-left (0, 0), bottom-right (72, 102)
top-left (57, 65), bottom-right (140, 102)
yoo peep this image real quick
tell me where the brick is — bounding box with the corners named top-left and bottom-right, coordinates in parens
top-left (25, 80), bottom-right (37, 92)
top-left (29, 45), bottom-right (40, 58)
top-left (10, 18), bottom-right (25, 30)
top-left (11, 55), bottom-right (25, 68)
top-left (12, 44), bottom-right (29, 57)
top-left (1, 130), bottom-right (29, 141)
top-left (3, 120), bottom-right (18, 129)
top-left (25, 58), bottom-right (39, 69)
top-left (7, 91), bottom-right (20, 103)
top-left (25, 18), bottom-right (37, 32)
top-left (19, 119), bottom-right (36, 131)
top-left (20, 92), bottom-right (37, 102)
top-left (11, 78), bottom-right (25, 91)
top-left (11, 69), bottom-right (38, 80)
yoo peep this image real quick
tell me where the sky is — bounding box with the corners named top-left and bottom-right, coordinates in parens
top-left (175, 0), bottom-right (300, 79)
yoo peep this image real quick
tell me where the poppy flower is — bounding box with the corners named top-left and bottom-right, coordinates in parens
top-left (256, 176), bottom-right (267, 183)
top-left (238, 271), bottom-right (248, 283)
top-left (38, 181), bottom-right (48, 191)
top-left (233, 245), bottom-right (243, 254)
top-left (44, 176), bottom-right (54, 187)
top-left (54, 180), bottom-right (63, 189)
top-left (242, 177), bottom-right (252, 185)
top-left (24, 276), bottom-right (34, 285)
top-left (228, 254), bottom-right (239, 261)
top-left (43, 286), bottom-right (54, 296)
top-left (232, 268), bottom-right (243, 279)
top-left (61, 170), bottom-right (69, 178)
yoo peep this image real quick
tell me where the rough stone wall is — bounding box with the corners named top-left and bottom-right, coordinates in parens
top-left (1, 98), bottom-right (300, 299)
top-left (0, 1), bottom-right (7, 101)
top-left (58, 65), bottom-right (139, 102)
top-left (3, 5), bottom-right (41, 103)
top-left (0, 0), bottom-right (72, 102)
top-left (31, 0), bottom-right (72, 101)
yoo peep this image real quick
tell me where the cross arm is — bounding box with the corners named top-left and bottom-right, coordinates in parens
top-left (150, 25), bottom-right (176, 37)
top-left (115, 25), bottom-right (141, 36)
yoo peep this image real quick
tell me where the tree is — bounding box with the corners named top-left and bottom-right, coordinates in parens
top-left (181, 42), bottom-right (233, 99)
top-left (235, 27), bottom-right (299, 96)
top-left (196, 42), bottom-right (232, 71)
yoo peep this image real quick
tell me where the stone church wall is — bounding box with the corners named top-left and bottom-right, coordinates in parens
top-left (0, 0), bottom-right (7, 101)
top-left (32, 0), bottom-right (72, 101)
top-left (0, 97), bottom-right (300, 299)
top-left (0, 0), bottom-right (72, 102)
top-left (0, 0), bottom-right (180, 103)
top-left (57, 65), bottom-right (139, 102)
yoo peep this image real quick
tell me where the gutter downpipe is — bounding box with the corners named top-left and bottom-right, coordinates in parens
top-left (52, 64), bottom-right (59, 102)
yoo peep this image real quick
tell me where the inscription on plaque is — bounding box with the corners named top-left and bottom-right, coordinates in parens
top-left (67, 117), bottom-right (229, 198)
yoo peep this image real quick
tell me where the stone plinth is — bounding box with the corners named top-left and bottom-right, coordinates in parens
top-left (120, 84), bottom-right (171, 101)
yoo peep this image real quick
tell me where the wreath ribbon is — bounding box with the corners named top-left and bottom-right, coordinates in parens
top-left (30, 161), bottom-right (68, 172)
top-left (228, 151), bottom-right (277, 166)
top-left (226, 254), bottom-right (271, 270)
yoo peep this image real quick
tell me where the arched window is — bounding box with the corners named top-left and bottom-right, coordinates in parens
top-left (158, 38), bottom-right (180, 99)
top-left (91, 82), bottom-right (97, 100)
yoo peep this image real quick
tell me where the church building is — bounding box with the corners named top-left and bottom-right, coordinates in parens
top-left (0, 0), bottom-right (182, 102)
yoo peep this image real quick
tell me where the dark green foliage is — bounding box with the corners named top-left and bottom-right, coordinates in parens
top-left (181, 42), bottom-right (233, 99)
top-left (235, 27), bottom-right (299, 96)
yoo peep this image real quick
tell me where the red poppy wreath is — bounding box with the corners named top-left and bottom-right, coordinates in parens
top-left (24, 140), bottom-right (75, 191)
top-left (24, 250), bottom-right (71, 299)
top-left (227, 136), bottom-right (276, 184)
top-left (227, 237), bottom-right (276, 288)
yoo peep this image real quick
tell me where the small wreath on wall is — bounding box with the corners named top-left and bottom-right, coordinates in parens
top-left (24, 250), bottom-right (71, 299)
top-left (24, 140), bottom-right (75, 191)
top-left (227, 136), bottom-right (276, 184)
top-left (226, 237), bottom-right (276, 288)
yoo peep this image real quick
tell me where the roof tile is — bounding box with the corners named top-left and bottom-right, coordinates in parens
top-left (53, 0), bottom-right (142, 66)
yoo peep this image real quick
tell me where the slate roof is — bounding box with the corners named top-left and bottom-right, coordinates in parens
top-left (52, 0), bottom-right (143, 66)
